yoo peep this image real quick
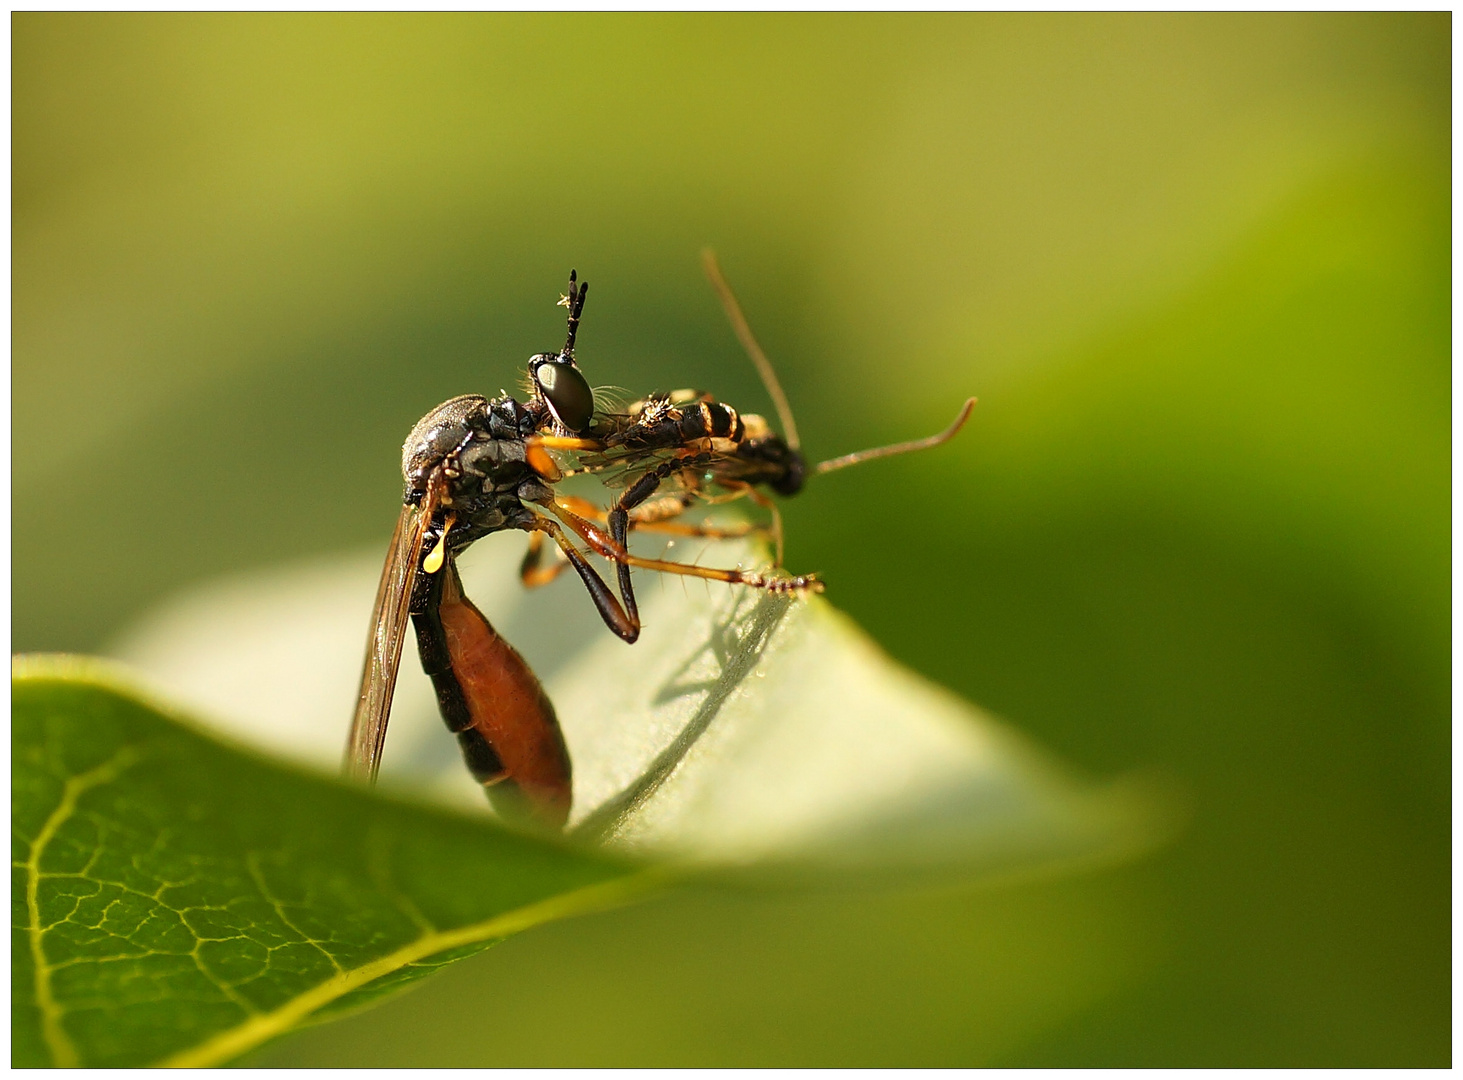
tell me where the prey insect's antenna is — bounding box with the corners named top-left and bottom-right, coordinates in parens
top-left (814, 397), bottom-right (977, 476)
top-left (702, 248), bottom-right (801, 452)
top-left (558, 270), bottom-right (590, 356)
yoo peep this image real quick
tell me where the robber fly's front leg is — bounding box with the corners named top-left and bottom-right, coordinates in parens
top-left (603, 451), bottom-right (715, 627)
top-left (523, 516), bottom-right (643, 643)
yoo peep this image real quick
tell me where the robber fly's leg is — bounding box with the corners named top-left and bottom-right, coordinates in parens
top-left (521, 434), bottom-right (608, 485)
top-left (523, 517), bottom-right (641, 642)
top-left (607, 468), bottom-right (668, 626)
top-left (519, 531), bottom-right (576, 588)
top-left (547, 501), bottom-right (824, 596)
top-left (560, 490), bottom-right (754, 536)
top-left (525, 492), bottom-right (644, 623)
top-left (526, 435), bottom-right (606, 453)
top-left (602, 452), bottom-right (716, 625)
top-left (619, 547), bottom-right (821, 593)
top-left (554, 494), bottom-right (610, 523)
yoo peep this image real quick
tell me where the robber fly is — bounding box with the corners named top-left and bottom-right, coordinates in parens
top-left (521, 251), bottom-right (976, 628)
top-left (345, 272), bottom-right (816, 828)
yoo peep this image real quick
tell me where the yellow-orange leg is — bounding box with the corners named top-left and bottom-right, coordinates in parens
top-left (529, 434), bottom-right (608, 452)
top-left (522, 500), bottom-right (767, 592)
top-left (520, 531), bottom-right (576, 588)
top-left (706, 481), bottom-right (785, 566)
top-left (524, 516), bottom-right (640, 642)
top-left (555, 494), bottom-right (766, 543)
top-left (544, 502), bottom-right (822, 596)
top-left (523, 435), bottom-right (610, 484)
top-left (640, 480), bottom-right (786, 566)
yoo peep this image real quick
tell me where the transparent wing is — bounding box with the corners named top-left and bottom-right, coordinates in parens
top-left (345, 494), bottom-right (436, 782)
top-left (570, 444), bottom-right (688, 491)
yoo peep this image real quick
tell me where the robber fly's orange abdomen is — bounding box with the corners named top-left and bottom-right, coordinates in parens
top-left (432, 563), bottom-right (572, 827)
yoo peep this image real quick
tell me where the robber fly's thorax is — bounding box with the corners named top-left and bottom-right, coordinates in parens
top-left (401, 393), bottom-right (552, 546)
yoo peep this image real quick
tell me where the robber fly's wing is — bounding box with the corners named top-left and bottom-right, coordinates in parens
top-left (345, 493), bottom-right (436, 782)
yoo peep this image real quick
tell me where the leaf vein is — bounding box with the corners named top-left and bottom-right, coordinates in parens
top-left (155, 869), bottom-right (665, 1068)
top-left (246, 852), bottom-right (345, 974)
top-left (25, 747), bottom-right (141, 1068)
top-left (187, 939), bottom-right (262, 1017)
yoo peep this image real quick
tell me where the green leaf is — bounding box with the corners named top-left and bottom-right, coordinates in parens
top-left (12, 656), bottom-right (655, 1069)
top-left (17, 540), bottom-right (1166, 1067)
top-left (109, 536), bottom-right (1169, 879)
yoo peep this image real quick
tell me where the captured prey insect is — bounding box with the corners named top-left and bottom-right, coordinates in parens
top-left (520, 250), bottom-right (977, 628)
top-left (345, 272), bottom-right (818, 828)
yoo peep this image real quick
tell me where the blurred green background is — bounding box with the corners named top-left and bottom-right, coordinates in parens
top-left (13, 13), bottom-right (1449, 1066)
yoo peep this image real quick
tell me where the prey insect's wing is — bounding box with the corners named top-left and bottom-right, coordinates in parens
top-left (345, 490), bottom-right (438, 782)
top-left (571, 443), bottom-right (687, 490)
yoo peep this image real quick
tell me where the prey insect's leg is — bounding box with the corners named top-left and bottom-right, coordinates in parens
top-left (627, 479), bottom-right (783, 564)
top-left (525, 516), bottom-right (641, 643)
top-left (555, 492), bottom-right (768, 543)
top-left (745, 487), bottom-right (785, 566)
top-left (635, 516), bottom-right (765, 541)
top-left (706, 481), bottom-right (786, 565)
top-left (546, 501), bottom-right (824, 596)
top-left (625, 492), bottom-right (695, 524)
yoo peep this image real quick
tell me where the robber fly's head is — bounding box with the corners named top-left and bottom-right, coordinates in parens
top-left (527, 269), bottom-right (596, 434)
top-left (528, 351), bottom-right (595, 435)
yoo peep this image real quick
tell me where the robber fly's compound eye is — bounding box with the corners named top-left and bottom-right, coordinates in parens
top-left (530, 354), bottom-right (595, 434)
